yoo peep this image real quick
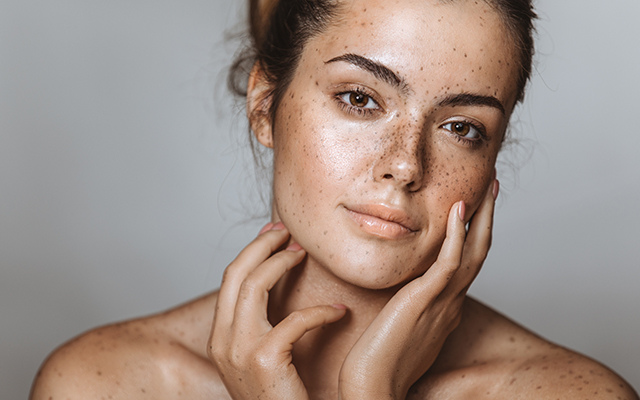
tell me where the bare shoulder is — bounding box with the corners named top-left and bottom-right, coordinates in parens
top-left (417, 298), bottom-right (638, 400)
top-left (30, 292), bottom-right (230, 400)
top-left (503, 344), bottom-right (638, 400)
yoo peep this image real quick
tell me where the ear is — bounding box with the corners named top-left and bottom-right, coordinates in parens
top-left (247, 63), bottom-right (274, 148)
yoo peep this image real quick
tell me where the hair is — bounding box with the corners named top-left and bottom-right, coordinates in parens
top-left (229, 0), bottom-right (342, 124)
top-left (227, 0), bottom-right (536, 206)
top-left (229, 0), bottom-right (536, 115)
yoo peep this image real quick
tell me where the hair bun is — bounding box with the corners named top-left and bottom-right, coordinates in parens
top-left (250, 0), bottom-right (279, 46)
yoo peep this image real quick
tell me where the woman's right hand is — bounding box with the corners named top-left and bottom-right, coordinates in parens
top-left (207, 222), bottom-right (347, 400)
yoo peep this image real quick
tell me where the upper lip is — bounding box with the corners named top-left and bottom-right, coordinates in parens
top-left (343, 203), bottom-right (420, 232)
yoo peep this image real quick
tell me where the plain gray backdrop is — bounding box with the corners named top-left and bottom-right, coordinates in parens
top-left (1, 0), bottom-right (638, 398)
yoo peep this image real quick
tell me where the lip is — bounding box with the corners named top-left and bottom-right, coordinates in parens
top-left (343, 204), bottom-right (419, 239)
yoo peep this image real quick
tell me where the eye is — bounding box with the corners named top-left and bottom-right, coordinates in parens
top-left (442, 121), bottom-right (482, 139)
top-left (340, 91), bottom-right (379, 109)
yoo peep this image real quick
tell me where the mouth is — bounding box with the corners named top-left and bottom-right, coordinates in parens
top-left (342, 204), bottom-right (419, 240)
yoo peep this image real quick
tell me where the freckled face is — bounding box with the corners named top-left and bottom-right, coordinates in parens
top-left (266, 0), bottom-right (518, 289)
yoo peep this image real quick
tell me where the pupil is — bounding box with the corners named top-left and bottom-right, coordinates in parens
top-left (351, 92), bottom-right (367, 106)
top-left (454, 122), bottom-right (469, 135)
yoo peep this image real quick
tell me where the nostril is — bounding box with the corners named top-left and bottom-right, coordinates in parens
top-left (383, 174), bottom-right (393, 179)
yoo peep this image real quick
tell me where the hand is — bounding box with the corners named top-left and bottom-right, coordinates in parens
top-left (339, 180), bottom-right (498, 400)
top-left (207, 222), bottom-right (347, 400)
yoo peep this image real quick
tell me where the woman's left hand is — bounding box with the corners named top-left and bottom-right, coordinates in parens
top-left (338, 180), bottom-right (498, 400)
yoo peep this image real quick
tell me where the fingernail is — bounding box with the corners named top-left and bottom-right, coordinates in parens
top-left (492, 179), bottom-right (500, 200)
top-left (286, 242), bottom-right (302, 251)
top-left (272, 222), bottom-right (285, 231)
top-left (331, 304), bottom-right (347, 310)
top-left (458, 201), bottom-right (466, 222)
top-left (259, 223), bottom-right (274, 235)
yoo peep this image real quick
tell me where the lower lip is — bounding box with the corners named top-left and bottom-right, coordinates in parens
top-left (345, 208), bottom-right (413, 240)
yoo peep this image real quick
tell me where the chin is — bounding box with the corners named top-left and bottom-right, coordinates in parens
top-left (313, 246), bottom-right (437, 291)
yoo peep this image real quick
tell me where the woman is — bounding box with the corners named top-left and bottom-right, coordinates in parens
top-left (30, 0), bottom-right (638, 399)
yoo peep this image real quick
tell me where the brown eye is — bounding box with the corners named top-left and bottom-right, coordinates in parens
top-left (338, 91), bottom-right (380, 114)
top-left (349, 92), bottom-right (370, 108)
top-left (442, 121), bottom-right (482, 139)
top-left (451, 122), bottom-right (471, 136)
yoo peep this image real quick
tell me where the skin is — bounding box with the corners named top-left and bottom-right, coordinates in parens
top-left (30, 0), bottom-right (638, 399)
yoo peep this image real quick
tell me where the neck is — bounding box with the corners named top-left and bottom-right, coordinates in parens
top-left (268, 254), bottom-right (400, 398)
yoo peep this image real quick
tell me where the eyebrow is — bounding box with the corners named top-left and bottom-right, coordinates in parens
top-left (325, 53), bottom-right (411, 95)
top-left (325, 54), bottom-right (506, 114)
top-left (437, 93), bottom-right (506, 115)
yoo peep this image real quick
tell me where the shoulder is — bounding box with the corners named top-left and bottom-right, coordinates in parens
top-left (30, 292), bottom-right (230, 400)
top-left (417, 298), bottom-right (638, 400)
top-left (501, 346), bottom-right (638, 400)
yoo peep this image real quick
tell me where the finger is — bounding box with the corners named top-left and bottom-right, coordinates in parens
top-left (453, 179), bottom-right (498, 292)
top-left (233, 244), bottom-right (306, 328)
top-left (420, 201), bottom-right (467, 292)
top-left (267, 305), bottom-right (347, 352)
top-left (214, 223), bottom-right (289, 329)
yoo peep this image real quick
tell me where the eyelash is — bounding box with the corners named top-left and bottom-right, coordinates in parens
top-left (334, 87), bottom-right (382, 117)
top-left (440, 120), bottom-right (487, 148)
top-left (334, 88), bottom-right (488, 148)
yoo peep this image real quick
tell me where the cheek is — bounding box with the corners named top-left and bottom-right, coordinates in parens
top-left (271, 92), bottom-right (357, 227)
top-left (423, 142), bottom-right (495, 217)
top-left (274, 93), bottom-right (373, 185)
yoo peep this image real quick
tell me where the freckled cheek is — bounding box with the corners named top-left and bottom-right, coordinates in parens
top-left (271, 97), bottom-right (358, 223)
top-left (278, 106), bottom-right (372, 182)
top-left (424, 151), bottom-right (494, 218)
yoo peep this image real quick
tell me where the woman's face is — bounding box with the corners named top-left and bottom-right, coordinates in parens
top-left (259, 0), bottom-right (519, 289)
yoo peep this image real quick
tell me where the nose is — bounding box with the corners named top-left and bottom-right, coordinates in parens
top-left (372, 126), bottom-right (425, 192)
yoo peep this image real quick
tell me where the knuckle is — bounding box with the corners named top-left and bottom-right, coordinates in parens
top-left (440, 261), bottom-right (460, 279)
top-left (468, 250), bottom-right (488, 269)
top-left (220, 267), bottom-right (234, 285)
top-left (238, 277), bottom-right (261, 298)
top-left (450, 311), bottom-right (463, 331)
top-left (226, 345), bottom-right (249, 370)
top-left (252, 347), bottom-right (277, 369)
top-left (485, 232), bottom-right (493, 249)
top-left (207, 342), bottom-right (226, 365)
top-left (284, 309), bottom-right (313, 328)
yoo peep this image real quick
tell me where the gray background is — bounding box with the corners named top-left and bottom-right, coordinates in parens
top-left (1, 0), bottom-right (638, 398)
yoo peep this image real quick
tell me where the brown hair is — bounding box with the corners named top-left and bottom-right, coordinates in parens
top-left (229, 0), bottom-right (536, 129)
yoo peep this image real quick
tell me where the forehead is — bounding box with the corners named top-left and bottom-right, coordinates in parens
top-left (304, 0), bottom-right (519, 110)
